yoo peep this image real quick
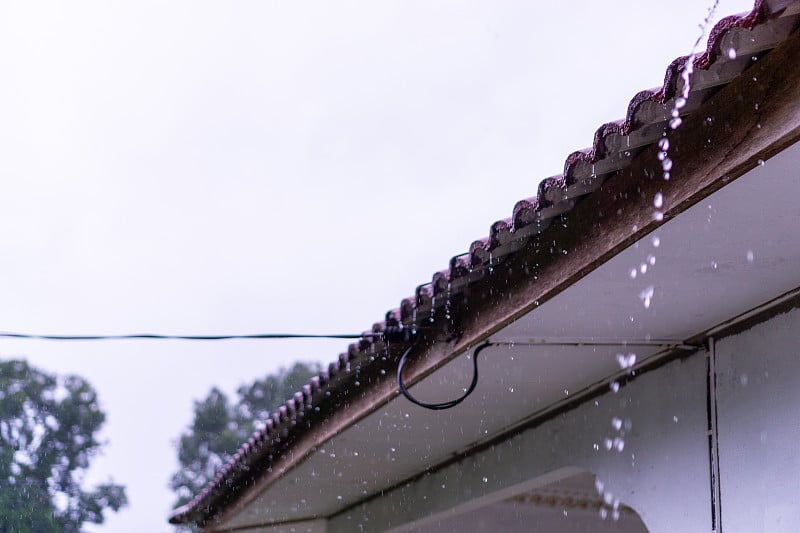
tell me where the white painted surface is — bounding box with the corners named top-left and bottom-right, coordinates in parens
top-left (328, 355), bottom-right (711, 533)
top-left (715, 307), bottom-right (800, 532)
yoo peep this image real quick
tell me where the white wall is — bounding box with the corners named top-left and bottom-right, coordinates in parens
top-left (329, 352), bottom-right (712, 533)
top-left (715, 306), bottom-right (800, 532)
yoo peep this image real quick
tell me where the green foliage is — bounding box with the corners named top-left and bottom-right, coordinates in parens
top-left (0, 359), bottom-right (127, 532)
top-left (170, 362), bottom-right (320, 510)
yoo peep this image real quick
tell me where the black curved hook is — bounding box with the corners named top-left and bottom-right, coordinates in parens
top-left (397, 342), bottom-right (493, 410)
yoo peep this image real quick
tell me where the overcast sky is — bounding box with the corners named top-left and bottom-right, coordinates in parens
top-left (0, 1), bottom-right (752, 531)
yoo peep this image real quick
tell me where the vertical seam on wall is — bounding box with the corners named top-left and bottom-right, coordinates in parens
top-left (707, 336), bottom-right (723, 532)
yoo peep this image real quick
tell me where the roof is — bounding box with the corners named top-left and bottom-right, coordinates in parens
top-left (170, 0), bottom-right (800, 527)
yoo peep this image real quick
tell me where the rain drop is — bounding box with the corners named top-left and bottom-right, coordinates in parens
top-left (616, 352), bottom-right (637, 369)
top-left (639, 286), bottom-right (654, 309)
top-left (595, 479), bottom-right (605, 493)
top-left (647, 254), bottom-right (656, 266)
top-left (604, 438), bottom-right (613, 450)
top-left (661, 158), bottom-right (673, 172)
top-left (482, 476), bottom-right (489, 483)
top-left (727, 47), bottom-right (737, 59)
top-left (629, 268), bottom-right (637, 279)
top-left (653, 192), bottom-right (664, 208)
top-left (658, 138), bottom-right (670, 151)
top-left (639, 263), bottom-right (647, 274)
top-left (669, 117), bottom-right (682, 129)
top-left (746, 250), bottom-right (754, 263)
top-left (651, 235), bottom-right (661, 247)
top-left (653, 211), bottom-right (664, 221)
top-left (611, 417), bottom-right (623, 431)
top-left (610, 381), bottom-right (620, 393)
top-left (757, 159), bottom-right (765, 166)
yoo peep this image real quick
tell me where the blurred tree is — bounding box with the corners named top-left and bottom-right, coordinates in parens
top-left (170, 362), bottom-right (320, 512)
top-left (0, 359), bottom-right (127, 532)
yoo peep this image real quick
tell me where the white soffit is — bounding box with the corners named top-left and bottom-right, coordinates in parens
top-left (222, 139), bottom-right (800, 530)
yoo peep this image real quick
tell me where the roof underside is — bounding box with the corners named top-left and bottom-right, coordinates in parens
top-left (171, 0), bottom-right (800, 527)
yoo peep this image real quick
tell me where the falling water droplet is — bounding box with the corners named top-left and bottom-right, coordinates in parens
top-left (445, 282), bottom-right (452, 321)
top-left (611, 417), bottom-right (623, 431)
top-left (610, 381), bottom-right (620, 393)
top-left (639, 286), bottom-right (654, 308)
top-left (616, 352), bottom-right (637, 369)
top-left (639, 263), bottom-right (647, 275)
top-left (595, 479), bottom-right (605, 493)
top-left (661, 158), bottom-right (673, 172)
top-left (647, 254), bottom-right (656, 266)
top-left (482, 476), bottom-right (489, 483)
top-left (669, 117), bottom-right (682, 129)
top-left (727, 47), bottom-right (737, 59)
top-left (604, 438), bottom-right (613, 450)
top-left (746, 250), bottom-right (754, 263)
top-left (651, 235), bottom-right (660, 247)
top-left (653, 211), bottom-right (664, 222)
top-left (599, 508), bottom-right (609, 520)
top-left (653, 192), bottom-right (664, 208)
top-left (658, 138), bottom-right (670, 151)
top-left (629, 268), bottom-right (637, 279)
top-left (593, 442), bottom-right (600, 451)
top-left (757, 159), bottom-right (765, 166)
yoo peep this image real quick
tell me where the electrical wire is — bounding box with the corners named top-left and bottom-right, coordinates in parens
top-left (0, 332), bottom-right (380, 341)
top-left (396, 342), bottom-right (493, 410)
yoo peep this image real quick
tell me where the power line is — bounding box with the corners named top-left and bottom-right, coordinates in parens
top-left (0, 332), bottom-right (375, 341)
top-left (0, 326), bottom-right (418, 343)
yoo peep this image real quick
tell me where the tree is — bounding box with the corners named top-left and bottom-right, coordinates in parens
top-left (170, 362), bottom-right (320, 510)
top-left (0, 359), bottom-right (127, 532)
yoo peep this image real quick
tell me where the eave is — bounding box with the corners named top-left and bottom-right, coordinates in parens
top-left (170, 1), bottom-right (800, 528)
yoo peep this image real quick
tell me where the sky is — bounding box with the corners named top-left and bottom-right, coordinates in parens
top-left (0, 1), bottom-right (752, 531)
